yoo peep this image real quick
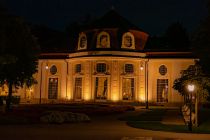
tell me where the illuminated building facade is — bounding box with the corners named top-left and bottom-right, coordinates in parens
top-left (0, 10), bottom-right (195, 105)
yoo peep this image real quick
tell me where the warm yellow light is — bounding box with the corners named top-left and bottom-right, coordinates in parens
top-left (187, 84), bottom-right (195, 92)
top-left (45, 65), bottom-right (49, 70)
top-left (66, 93), bottom-right (71, 100)
top-left (84, 93), bottom-right (91, 101)
top-left (112, 94), bottom-right (119, 101)
top-left (139, 94), bottom-right (145, 101)
top-left (140, 66), bottom-right (143, 71)
top-left (29, 88), bottom-right (33, 92)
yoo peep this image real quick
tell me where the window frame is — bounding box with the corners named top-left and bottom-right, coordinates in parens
top-left (96, 63), bottom-right (107, 73)
top-left (121, 32), bottom-right (135, 49)
top-left (78, 32), bottom-right (87, 50)
top-left (124, 64), bottom-right (134, 74)
top-left (75, 64), bottom-right (82, 73)
top-left (97, 31), bottom-right (110, 48)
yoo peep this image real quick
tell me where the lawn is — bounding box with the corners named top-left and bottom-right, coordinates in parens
top-left (119, 107), bottom-right (210, 133)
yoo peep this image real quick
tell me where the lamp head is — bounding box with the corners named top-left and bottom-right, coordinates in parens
top-left (187, 84), bottom-right (195, 92)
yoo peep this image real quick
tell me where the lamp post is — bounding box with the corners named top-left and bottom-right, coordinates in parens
top-left (187, 84), bottom-right (195, 131)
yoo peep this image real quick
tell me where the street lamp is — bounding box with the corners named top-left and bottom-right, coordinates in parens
top-left (187, 84), bottom-right (195, 131)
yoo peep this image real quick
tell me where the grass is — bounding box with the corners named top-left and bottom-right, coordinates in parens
top-left (119, 107), bottom-right (210, 133)
top-left (119, 108), bottom-right (166, 121)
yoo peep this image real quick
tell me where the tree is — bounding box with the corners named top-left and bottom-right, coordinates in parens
top-left (173, 61), bottom-right (210, 103)
top-left (145, 22), bottom-right (190, 51)
top-left (164, 22), bottom-right (190, 51)
top-left (0, 8), bottom-right (39, 110)
top-left (191, 0), bottom-right (210, 75)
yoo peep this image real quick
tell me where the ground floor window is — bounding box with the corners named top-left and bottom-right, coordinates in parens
top-left (95, 77), bottom-right (107, 99)
top-left (74, 77), bottom-right (82, 99)
top-left (48, 78), bottom-right (58, 99)
top-left (157, 79), bottom-right (168, 102)
top-left (122, 78), bottom-right (134, 100)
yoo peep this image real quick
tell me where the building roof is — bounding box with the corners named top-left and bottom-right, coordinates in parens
top-left (85, 10), bottom-right (143, 31)
top-left (34, 10), bottom-right (194, 59)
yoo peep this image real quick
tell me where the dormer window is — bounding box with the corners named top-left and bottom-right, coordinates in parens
top-left (78, 32), bottom-right (87, 50)
top-left (97, 32), bottom-right (110, 48)
top-left (121, 32), bottom-right (135, 49)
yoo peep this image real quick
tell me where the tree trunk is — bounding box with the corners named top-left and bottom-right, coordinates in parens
top-left (6, 82), bottom-right (13, 111)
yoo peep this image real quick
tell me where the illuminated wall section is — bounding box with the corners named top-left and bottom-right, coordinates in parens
top-left (66, 61), bottom-right (71, 100)
top-left (84, 60), bottom-right (92, 101)
top-left (67, 62), bottom-right (74, 100)
top-left (138, 60), bottom-right (146, 102)
top-left (147, 59), bottom-right (194, 103)
top-left (60, 60), bottom-right (67, 99)
top-left (111, 60), bottom-right (120, 101)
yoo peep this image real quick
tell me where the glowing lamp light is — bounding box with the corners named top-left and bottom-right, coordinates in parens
top-left (45, 65), bottom-right (49, 70)
top-left (187, 84), bottom-right (195, 92)
top-left (140, 66), bottom-right (143, 71)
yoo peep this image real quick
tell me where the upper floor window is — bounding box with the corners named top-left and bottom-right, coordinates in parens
top-left (121, 32), bottom-right (135, 49)
top-left (78, 32), bottom-right (87, 50)
top-left (50, 65), bottom-right (57, 75)
top-left (96, 63), bottom-right (107, 73)
top-left (125, 64), bottom-right (134, 73)
top-left (75, 64), bottom-right (82, 73)
top-left (97, 31), bottom-right (110, 48)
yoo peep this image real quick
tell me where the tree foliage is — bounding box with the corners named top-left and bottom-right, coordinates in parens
top-left (164, 22), bottom-right (190, 51)
top-left (191, 0), bottom-right (210, 75)
top-left (145, 22), bottom-right (190, 51)
top-left (173, 61), bottom-right (210, 102)
top-left (0, 7), bottom-right (39, 109)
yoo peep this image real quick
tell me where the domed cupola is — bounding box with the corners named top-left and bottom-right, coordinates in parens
top-left (72, 10), bottom-right (149, 55)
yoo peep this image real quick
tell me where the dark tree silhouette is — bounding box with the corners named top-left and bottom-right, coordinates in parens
top-left (145, 22), bottom-right (190, 51)
top-left (191, 1), bottom-right (210, 75)
top-left (0, 7), bottom-right (39, 110)
top-left (164, 22), bottom-right (190, 51)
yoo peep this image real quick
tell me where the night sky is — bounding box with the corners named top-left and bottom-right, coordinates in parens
top-left (4, 0), bottom-right (209, 35)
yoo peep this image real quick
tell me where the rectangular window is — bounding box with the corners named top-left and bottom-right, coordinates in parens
top-left (75, 64), bottom-right (81, 73)
top-left (48, 78), bottom-right (58, 99)
top-left (96, 63), bottom-right (106, 73)
top-left (74, 77), bottom-right (82, 99)
top-left (157, 79), bottom-right (168, 102)
top-left (95, 77), bottom-right (107, 99)
top-left (122, 78), bottom-right (134, 100)
top-left (125, 64), bottom-right (134, 73)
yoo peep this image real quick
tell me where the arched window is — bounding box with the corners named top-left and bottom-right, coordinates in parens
top-left (121, 32), bottom-right (135, 49)
top-left (97, 31), bottom-right (110, 48)
top-left (78, 32), bottom-right (87, 50)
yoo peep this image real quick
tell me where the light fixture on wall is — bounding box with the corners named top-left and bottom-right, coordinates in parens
top-left (140, 61), bottom-right (144, 71)
top-left (45, 64), bottom-right (49, 70)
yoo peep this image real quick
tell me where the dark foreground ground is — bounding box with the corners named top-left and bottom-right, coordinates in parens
top-left (0, 104), bottom-right (210, 140)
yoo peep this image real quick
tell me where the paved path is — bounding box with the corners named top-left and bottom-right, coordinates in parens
top-left (0, 107), bottom-right (210, 140)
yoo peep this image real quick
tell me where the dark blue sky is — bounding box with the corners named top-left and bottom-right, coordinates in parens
top-left (4, 0), bottom-right (209, 35)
